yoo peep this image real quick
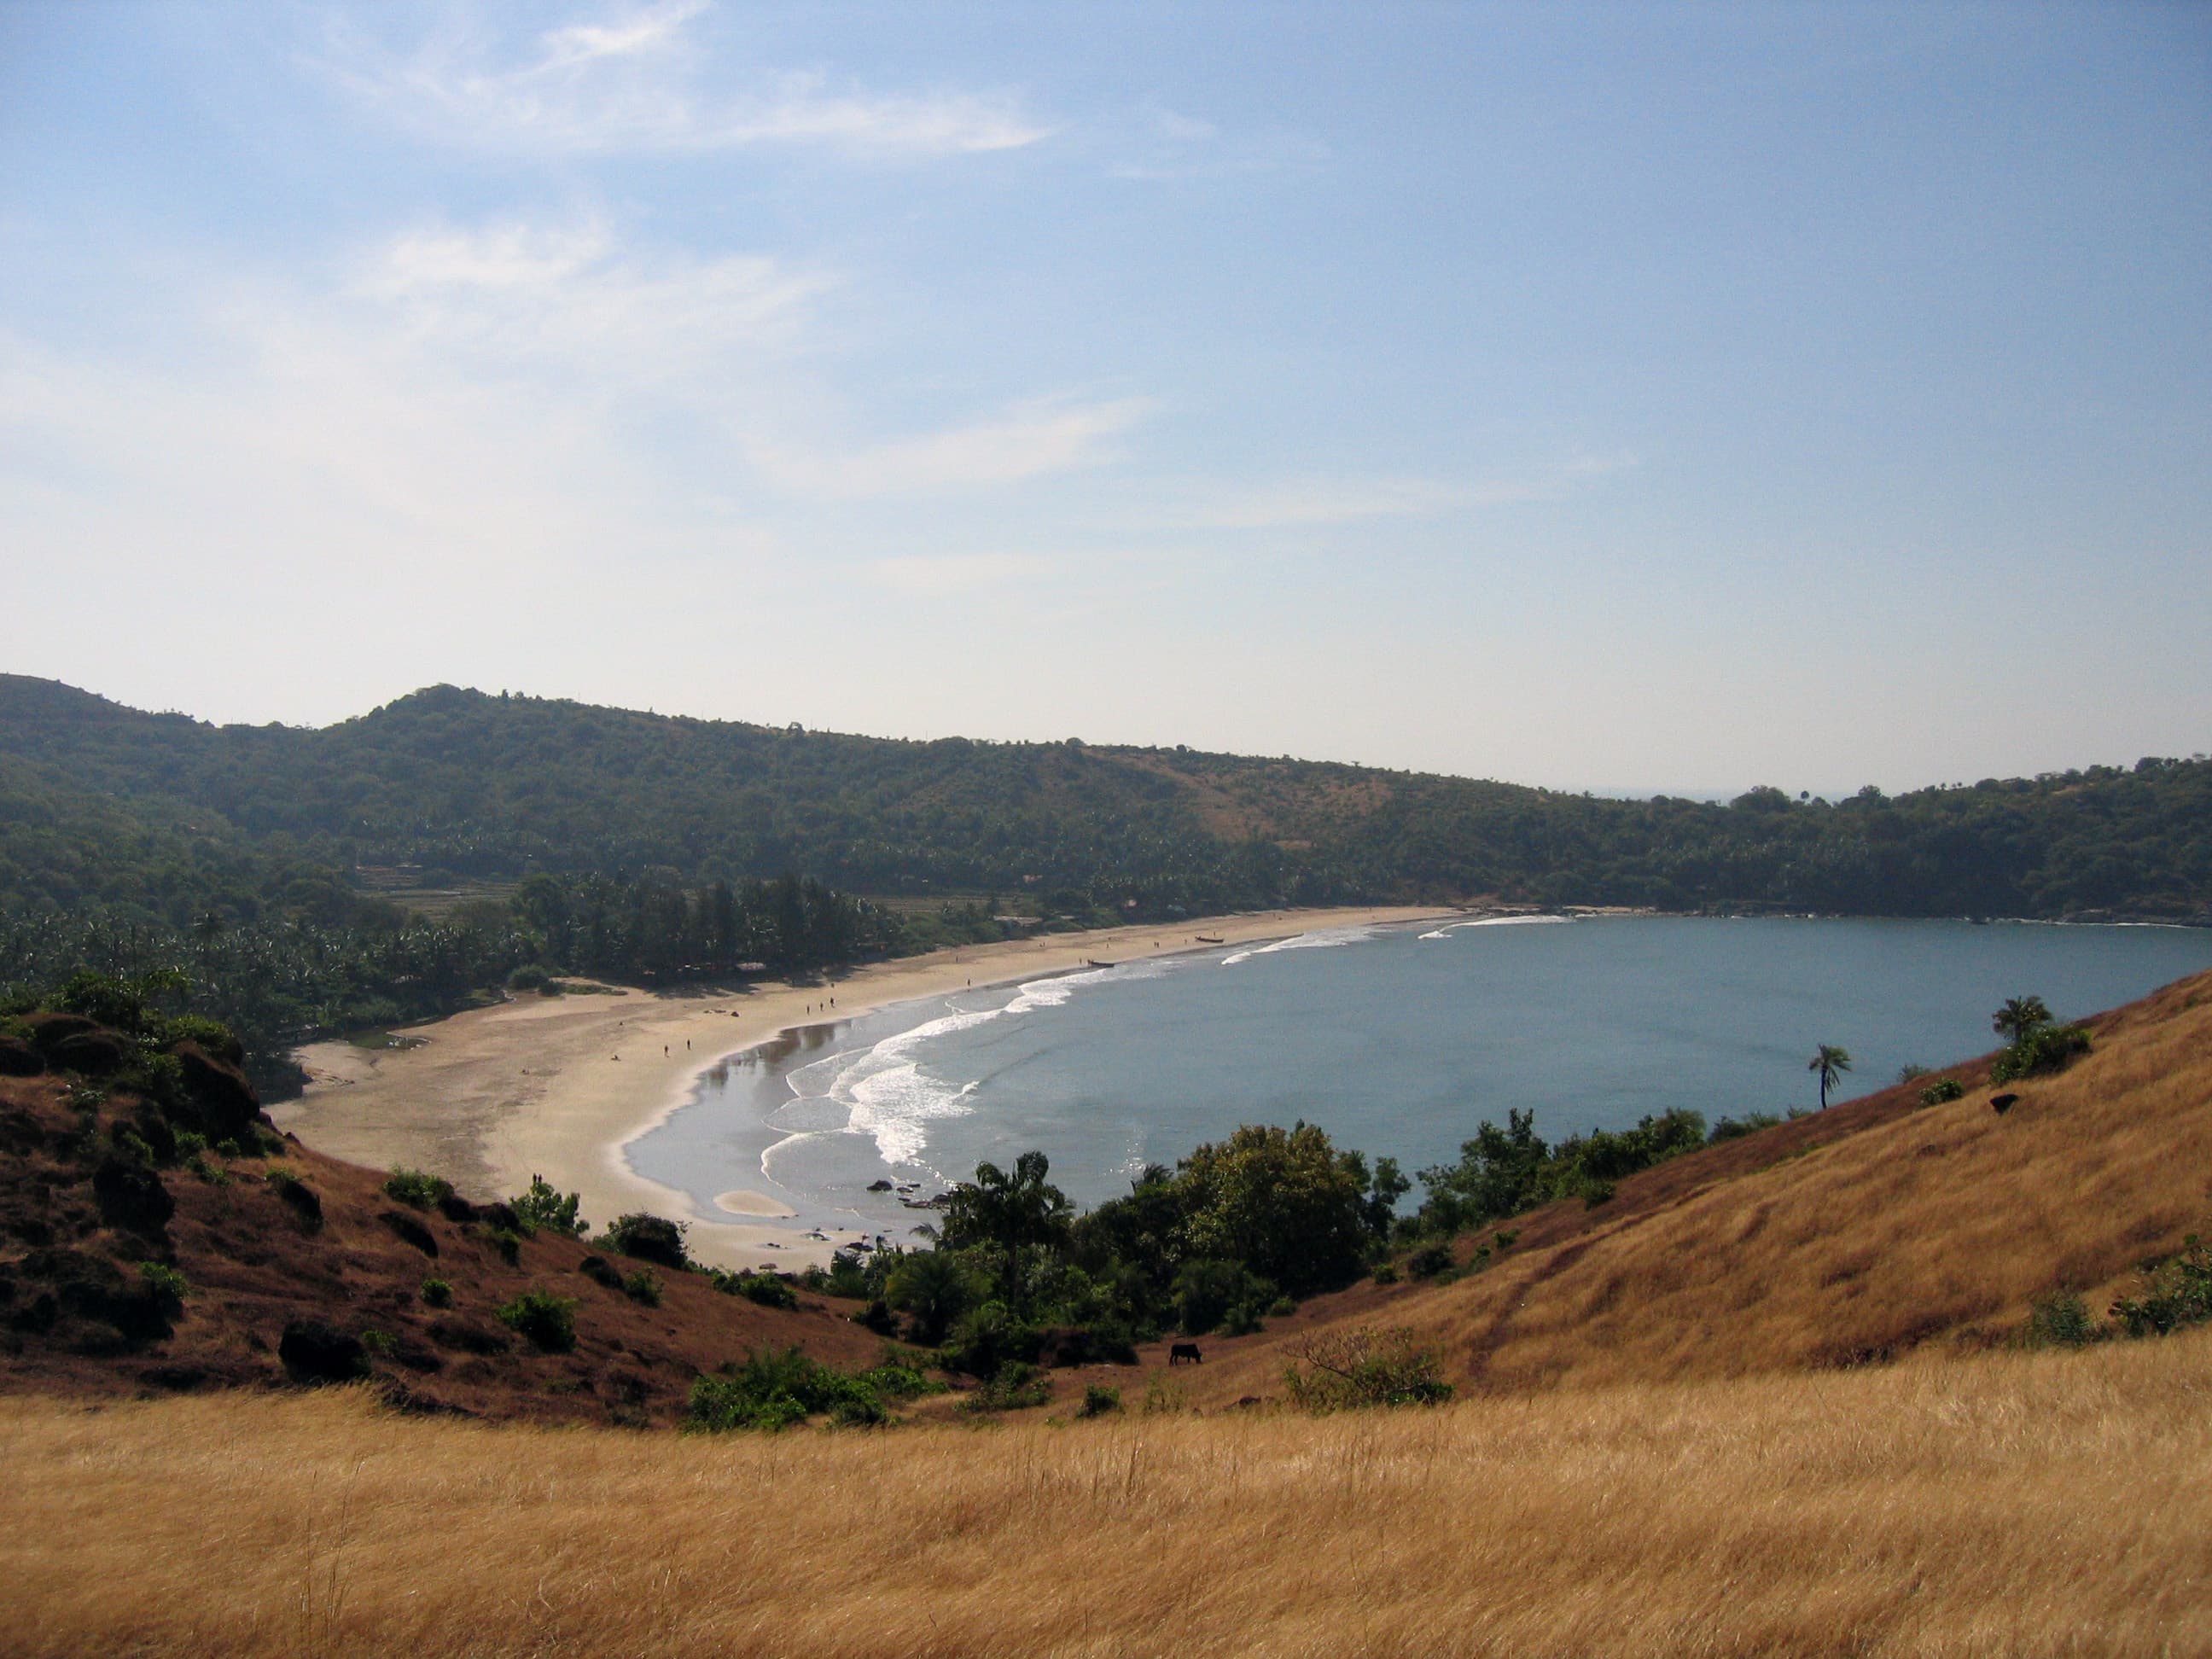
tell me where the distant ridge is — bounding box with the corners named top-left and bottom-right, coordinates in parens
top-left (2, 674), bottom-right (2207, 924)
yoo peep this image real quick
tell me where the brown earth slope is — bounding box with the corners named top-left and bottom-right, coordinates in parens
top-left (0, 1022), bottom-right (879, 1424)
top-left (1138, 967), bottom-right (2212, 1406)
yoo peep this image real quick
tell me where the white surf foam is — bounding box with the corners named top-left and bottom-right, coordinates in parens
top-left (1220, 924), bottom-right (1382, 965)
top-left (1417, 914), bottom-right (1574, 939)
top-left (803, 959), bottom-right (1174, 1165)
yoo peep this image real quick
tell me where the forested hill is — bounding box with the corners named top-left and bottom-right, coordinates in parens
top-left (3, 675), bottom-right (2208, 926)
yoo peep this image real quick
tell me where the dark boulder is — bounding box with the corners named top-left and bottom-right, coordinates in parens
top-left (21, 1013), bottom-right (98, 1055)
top-left (0, 1037), bottom-right (44, 1077)
top-left (386, 1336), bottom-right (445, 1374)
top-left (273, 1177), bottom-right (323, 1232)
top-left (49, 1030), bottom-right (128, 1078)
top-left (37, 1250), bottom-right (174, 1348)
top-left (169, 1042), bottom-right (261, 1144)
top-left (129, 1104), bottom-right (178, 1167)
top-left (93, 1155), bottom-right (174, 1237)
top-left (578, 1254), bottom-right (624, 1289)
top-left (378, 1209), bottom-right (439, 1257)
top-left (279, 1318), bottom-right (370, 1384)
top-left (427, 1315), bottom-right (511, 1354)
top-left (480, 1201), bottom-right (522, 1233)
top-left (438, 1191), bottom-right (481, 1225)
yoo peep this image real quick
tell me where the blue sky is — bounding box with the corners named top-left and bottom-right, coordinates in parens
top-left (3, 2), bottom-right (2206, 795)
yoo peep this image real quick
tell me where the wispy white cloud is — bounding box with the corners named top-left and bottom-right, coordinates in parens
top-left (869, 552), bottom-right (1047, 595)
top-left (1103, 103), bottom-right (1329, 182)
top-left (348, 217), bottom-right (830, 379)
top-left (748, 395), bottom-right (1154, 498)
top-left (329, 2), bottom-right (1052, 158)
top-left (1176, 454), bottom-right (1637, 530)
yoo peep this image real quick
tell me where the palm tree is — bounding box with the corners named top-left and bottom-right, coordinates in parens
top-left (1993, 996), bottom-right (2053, 1043)
top-left (1809, 1044), bottom-right (1853, 1110)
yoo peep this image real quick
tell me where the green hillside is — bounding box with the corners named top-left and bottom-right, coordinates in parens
top-left (5, 675), bottom-right (2209, 927)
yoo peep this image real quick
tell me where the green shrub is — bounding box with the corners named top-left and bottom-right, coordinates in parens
top-left (1991, 1024), bottom-right (2091, 1085)
top-left (1578, 1177), bottom-right (1616, 1208)
top-left (1406, 1241), bottom-right (1454, 1281)
top-left (486, 1227), bottom-right (522, 1266)
top-left (942, 1301), bottom-right (1041, 1379)
top-left (885, 1250), bottom-right (980, 1346)
top-left (689, 1374), bottom-right (809, 1433)
top-left (2110, 1236), bottom-right (2212, 1339)
top-left (1266, 1295), bottom-right (1295, 1318)
top-left (384, 1167), bottom-right (453, 1210)
top-left (1080, 1384), bottom-right (1121, 1417)
top-left (2023, 1291), bottom-right (2102, 1348)
top-left (860, 1359), bottom-right (941, 1402)
top-left (1492, 1229), bottom-right (1518, 1251)
top-left (511, 1175), bottom-right (585, 1237)
top-left (1371, 1261), bottom-right (1400, 1284)
top-left (623, 1270), bottom-right (663, 1307)
top-left (420, 1278), bottom-right (453, 1308)
top-left (965, 1361), bottom-right (1052, 1414)
top-left (1172, 1259), bottom-right (1276, 1336)
top-left (360, 1329), bottom-right (398, 1358)
top-left (1220, 1300), bottom-right (1267, 1336)
top-left (160, 1014), bottom-right (242, 1058)
top-left (712, 1269), bottom-right (798, 1310)
top-left (498, 1289), bottom-right (578, 1352)
top-left (603, 1212), bottom-right (689, 1268)
top-left (137, 1260), bottom-right (189, 1304)
top-left (686, 1347), bottom-right (895, 1432)
top-left (1282, 1325), bottom-right (1452, 1412)
top-left (506, 963), bottom-right (550, 992)
top-left (172, 1129), bottom-right (207, 1160)
top-left (1918, 1077), bottom-right (1966, 1106)
top-left (1708, 1111), bottom-right (1783, 1143)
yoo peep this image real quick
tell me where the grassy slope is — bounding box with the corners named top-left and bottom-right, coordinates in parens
top-left (2, 1335), bottom-right (2207, 1656)
top-left (1147, 968), bottom-right (2212, 1406)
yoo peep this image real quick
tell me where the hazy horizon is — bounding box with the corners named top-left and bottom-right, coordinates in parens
top-left (4, 3), bottom-right (2207, 794)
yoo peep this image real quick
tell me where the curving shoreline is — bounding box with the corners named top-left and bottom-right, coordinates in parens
top-left (275, 905), bottom-right (1456, 1270)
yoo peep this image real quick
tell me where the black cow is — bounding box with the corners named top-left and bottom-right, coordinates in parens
top-left (1169, 1342), bottom-right (1202, 1365)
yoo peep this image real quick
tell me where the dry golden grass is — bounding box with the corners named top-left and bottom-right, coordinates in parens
top-left (5, 1330), bottom-right (2210, 1657)
top-left (1173, 971), bottom-right (2212, 1404)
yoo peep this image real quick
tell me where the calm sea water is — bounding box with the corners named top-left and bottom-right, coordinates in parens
top-left (628, 917), bottom-right (2212, 1239)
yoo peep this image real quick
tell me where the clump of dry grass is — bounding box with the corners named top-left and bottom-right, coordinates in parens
top-left (5, 1330), bottom-right (2210, 1656)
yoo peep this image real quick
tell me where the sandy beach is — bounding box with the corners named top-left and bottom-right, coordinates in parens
top-left (275, 906), bottom-right (1454, 1270)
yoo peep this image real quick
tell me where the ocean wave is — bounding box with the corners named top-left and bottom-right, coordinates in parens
top-left (847, 1068), bottom-right (979, 1165)
top-left (1221, 925), bottom-right (1382, 966)
top-left (1418, 914), bottom-right (1574, 939)
top-left (793, 959), bottom-right (1175, 1167)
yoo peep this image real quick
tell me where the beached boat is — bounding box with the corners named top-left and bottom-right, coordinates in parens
top-left (1195, 934), bottom-right (1224, 945)
top-left (1085, 958), bottom-right (1115, 968)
